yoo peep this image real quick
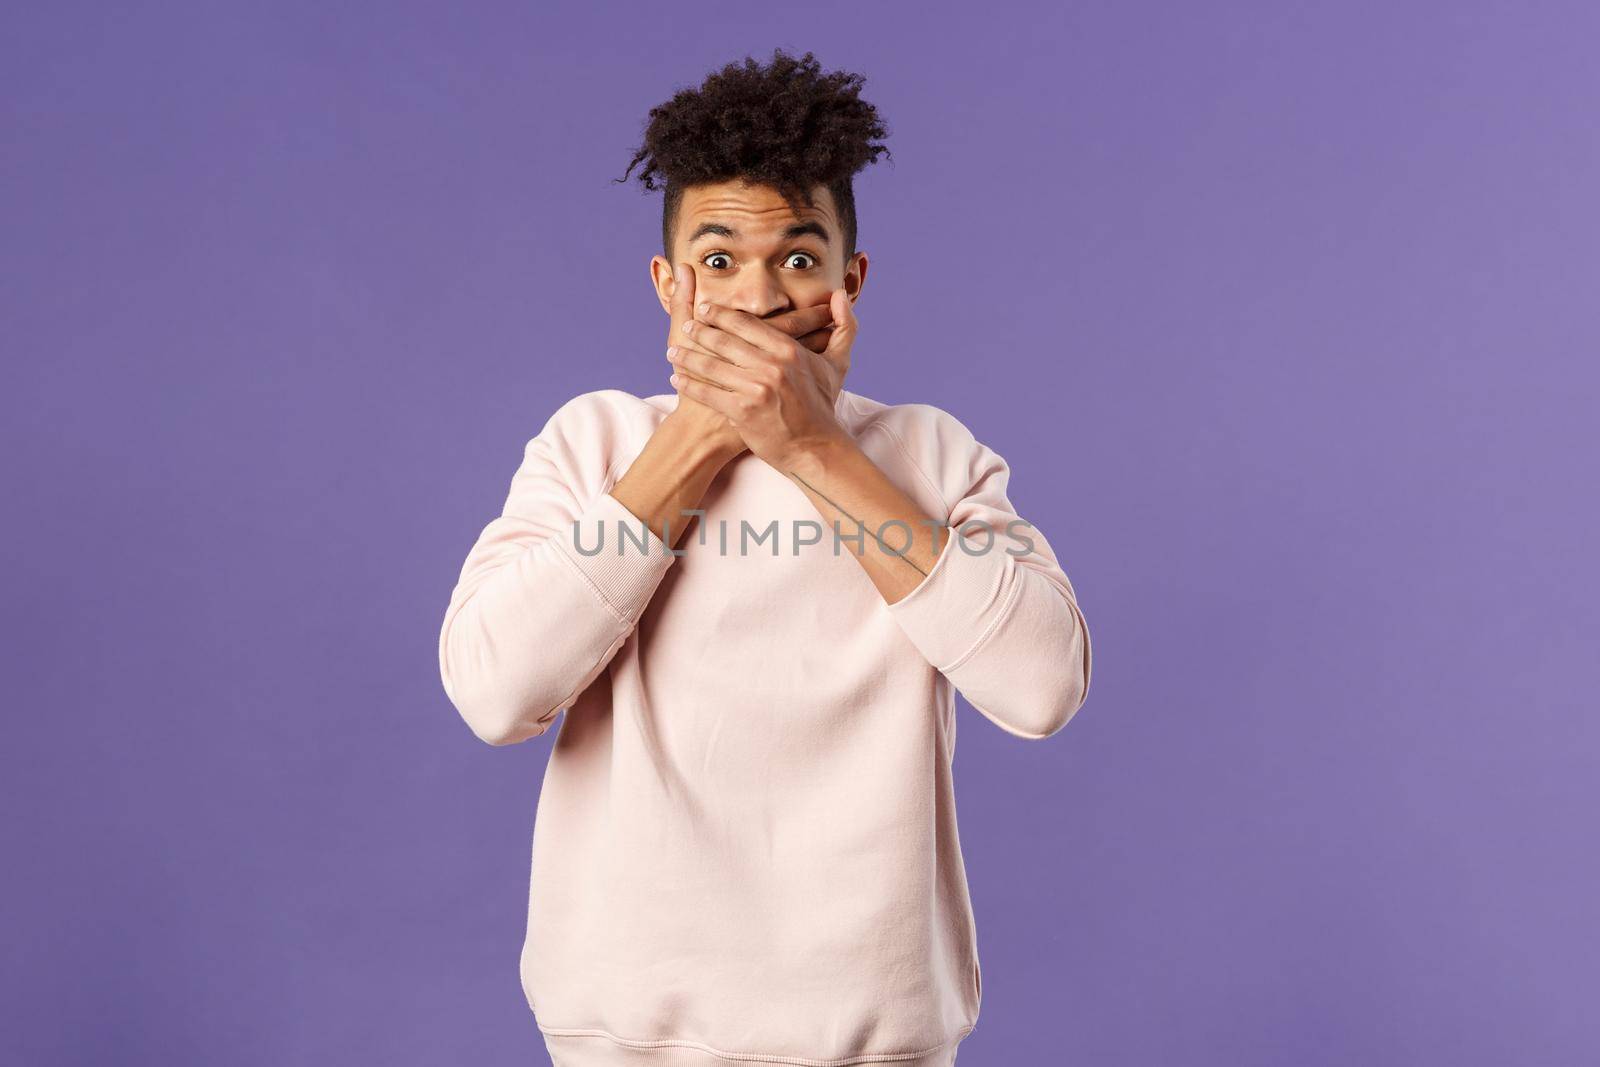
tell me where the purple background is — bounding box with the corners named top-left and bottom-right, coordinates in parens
top-left (4, 3), bottom-right (1595, 1064)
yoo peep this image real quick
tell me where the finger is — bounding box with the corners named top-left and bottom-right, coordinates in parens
top-left (669, 345), bottom-right (752, 392)
top-left (671, 260), bottom-right (697, 325)
top-left (692, 302), bottom-right (793, 362)
top-left (795, 325), bottom-right (834, 354)
top-left (671, 372), bottom-right (738, 419)
top-left (682, 314), bottom-right (764, 368)
top-left (668, 260), bottom-right (723, 362)
top-left (666, 339), bottom-right (742, 393)
top-left (665, 263), bottom-right (737, 364)
top-left (666, 359), bottom-right (723, 391)
top-left (763, 302), bottom-right (836, 340)
top-left (821, 288), bottom-right (857, 376)
top-left (671, 265), bottom-right (775, 376)
top-left (671, 330), bottom-right (742, 363)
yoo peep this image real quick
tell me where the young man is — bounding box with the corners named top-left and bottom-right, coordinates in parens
top-left (438, 50), bottom-right (1093, 1067)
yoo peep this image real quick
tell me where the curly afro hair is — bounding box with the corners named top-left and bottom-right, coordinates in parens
top-left (617, 49), bottom-right (891, 262)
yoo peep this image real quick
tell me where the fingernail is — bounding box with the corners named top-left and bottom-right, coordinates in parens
top-left (669, 373), bottom-right (681, 385)
top-left (666, 346), bottom-right (678, 361)
top-left (696, 301), bottom-right (710, 316)
top-left (682, 320), bottom-right (694, 334)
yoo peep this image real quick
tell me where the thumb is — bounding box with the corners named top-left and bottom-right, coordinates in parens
top-left (822, 287), bottom-right (856, 373)
top-left (671, 260), bottom-right (697, 321)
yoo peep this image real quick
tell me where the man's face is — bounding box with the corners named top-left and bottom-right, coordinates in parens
top-left (651, 179), bottom-right (867, 326)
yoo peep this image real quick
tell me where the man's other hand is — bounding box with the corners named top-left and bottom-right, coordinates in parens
top-left (665, 261), bottom-right (836, 457)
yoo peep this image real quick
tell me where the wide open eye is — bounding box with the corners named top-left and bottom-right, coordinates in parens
top-left (784, 252), bottom-right (818, 270)
top-left (702, 252), bottom-right (733, 271)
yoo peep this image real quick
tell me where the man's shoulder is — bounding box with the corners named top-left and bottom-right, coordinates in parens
top-left (845, 391), bottom-right (985, 464)
top-left (533, 388), bottom-right (672, 451)
top-left (520, 389), bottom-right (671, 486)
top-left (540, 387), bottom-right (671, 432)
top-left (844, 391), bottom-right (997, 511)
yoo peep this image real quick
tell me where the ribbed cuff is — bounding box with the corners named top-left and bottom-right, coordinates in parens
top-left (541, 1027), bottom-right (964, 1066)
top-left (550, 490), bottom-right (678, 624)
top-left (883, 525), bottom-right (1017, 673)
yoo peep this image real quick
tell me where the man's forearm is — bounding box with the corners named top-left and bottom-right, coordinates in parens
top-left (609, 409), bottom-right (742, 547)
top-left (784, 435), bottom-right (947, 605)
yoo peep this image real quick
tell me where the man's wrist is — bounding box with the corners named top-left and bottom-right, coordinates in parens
top-left (662, 406), bottom-right (745, 467)
top-left (782, 429), bottom-right (858, 484)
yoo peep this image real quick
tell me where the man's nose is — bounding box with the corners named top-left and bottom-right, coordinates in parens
top-left (727, 269), bottom-right (791, 318)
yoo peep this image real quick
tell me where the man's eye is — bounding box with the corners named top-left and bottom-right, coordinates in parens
top-left (702, 253), bottom-right (732, 270)
top-left (784, 252), bottom-right (818, 270)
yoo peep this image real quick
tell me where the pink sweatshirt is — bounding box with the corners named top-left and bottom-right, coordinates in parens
top-left (438, 386), bottom-right (1093, 1066)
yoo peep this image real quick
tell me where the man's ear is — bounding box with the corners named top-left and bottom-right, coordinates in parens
top-left (843, 251), bottom-right (869, 302)
top-left (649, 255), bottom-right (675, 314)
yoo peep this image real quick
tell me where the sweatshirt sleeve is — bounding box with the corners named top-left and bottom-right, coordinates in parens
top-left (438, 393), bottom-right (678, 746)
top-left (881, 409), bottom-right (1094, 740)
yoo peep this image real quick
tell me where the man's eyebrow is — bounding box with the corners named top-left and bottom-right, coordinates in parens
top-left (686, 221), bottom-right (833, 245)
top-left (686, 222), bottom-right (735, 244)
top-left (781, 220), bottom-right (832, 244)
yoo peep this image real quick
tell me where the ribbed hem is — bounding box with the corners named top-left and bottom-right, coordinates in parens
top-left (882, 522), bottom-right (1017, 673)
top-left (550, 490), bottom-right (678, 624)
top-left (540, 1025), bottom-right (971, 1067)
